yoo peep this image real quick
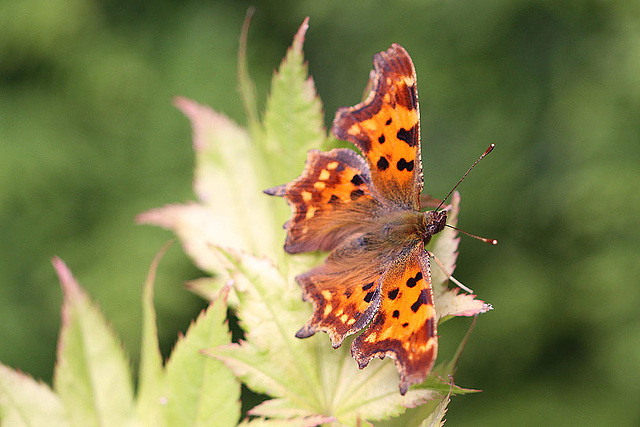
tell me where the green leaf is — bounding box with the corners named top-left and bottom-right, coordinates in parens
top-left (137, 97), bottom-right (282, 275)
top-left (162, 285), bottom-right (240, 426)
top-left (263, 17), bottom-right (326, 186)
top-left (51, 257), bottom-right (134, 427)
top-left (0, 364), bottom-right (69, 427)
top-left (418, 390), bottom-right (451, 427)
top-left (135, 243), bottom-right (170, 426)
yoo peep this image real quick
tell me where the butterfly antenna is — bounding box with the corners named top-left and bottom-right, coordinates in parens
top-left (445, 224), bottom-right (498, 245)
top-left (436, 143), bottom-right (495, 211)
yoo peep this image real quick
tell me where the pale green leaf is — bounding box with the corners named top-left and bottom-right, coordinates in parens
top-left (137, 97), bottom-right (282, 274)
top-left (186, 276), bottom-right (240, 307)
top-left (208, 248), bottom-right (323, 401)
top-left (51, 257), bottom-right (134, 427)
top-left (162, 286), bottom-right (240, 427)
top-left (135, 243), bottom-right (170, 426)
top-left (418, 390), bottom-right (451, 427)
top-left (0, 364), bottom-right (69, 427)
top-left (263, 17), bottom-right (326, 186)
top-left (428, 192), bottom-right (493, 320)
top-left (428, 191), bottom-right (462, 288)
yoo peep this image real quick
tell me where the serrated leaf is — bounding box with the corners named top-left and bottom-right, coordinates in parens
top-left (135, 243), bottom-right (170, 426)
top-left (207, 248), bottom-right (322, 400)
top-left (162, 285), bottom-right (240, 426)
top-left (418, 390), bottom-right (451, 427)
top-left (137, 97), bottom-right (281, 276)
top-left (51, 257), bottom-right (134, 427)
top-left (263, 17), bottom-right (325, 185)
top-left (0, 364), bottom-right (69, 427)
top-left (186, 276), bottom-right (240, 307)
top-left (428, 192), bottom-right (493, 320)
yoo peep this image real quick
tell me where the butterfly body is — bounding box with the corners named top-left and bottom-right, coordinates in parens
top-left (266, 44), bottom-right (446, 394)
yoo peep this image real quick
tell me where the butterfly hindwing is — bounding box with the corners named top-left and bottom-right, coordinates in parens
top-left (295, 253), bottom-right (385, 348)
top-left (351, 244), bottom-right (437, 395)
top-left (332, 43), bottom-right (422, 210)
top-left (265, 148), bottom-right (380, 254)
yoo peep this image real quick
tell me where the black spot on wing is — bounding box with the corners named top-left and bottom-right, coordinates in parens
top-left (392, 310), bottom-right (400, 318)
top-left (362, 282), bottom-right (374, 291)
top-left (378, 135), bottom-right (385, 144)
top-left (397, 158), bottom-right (414, 172)
top-left (388, 288), bottom-right (399, 300)
top-left (350, 174), bottom-right (364, 186)
top-left (406, 272), bottom-right (422, 288)
top-left (364, 291), bottom-right (375, 303)
top-left (396, 125), bottom-right (418, 147)
top-left (377, 156), bottom-right (389, 171)
top-left (410, 289), bottom-right (429, 313)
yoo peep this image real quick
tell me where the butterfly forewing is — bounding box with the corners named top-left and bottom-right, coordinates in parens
top-left (332, 43), bottom-right (423, 210)
top-left (265, 148), bottom-right (381, 254)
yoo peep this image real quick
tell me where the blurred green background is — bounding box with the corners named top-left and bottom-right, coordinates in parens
top-left (2, 0), bottom-right (639, 425)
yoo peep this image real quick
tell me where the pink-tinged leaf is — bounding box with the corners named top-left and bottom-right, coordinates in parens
top-left (0, 364), bottom-right (68, 426)
top-left (435, 287), bottom-right (493, 320)
top-left (138, 98), bottom-right (282, 273)
top-left (136, 242), bottom-right (171, 426)
top-left (52, 258), bottom-right (134, 427)
top-left (137, 203), bottom-right (237, 278)
top-left (162, 286), bottom-right (240, 426)
top-left (428, 191), bottom-right (461, 288)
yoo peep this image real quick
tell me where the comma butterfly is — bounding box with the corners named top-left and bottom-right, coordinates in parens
top-left (266, 44), bottom-right (457, 394)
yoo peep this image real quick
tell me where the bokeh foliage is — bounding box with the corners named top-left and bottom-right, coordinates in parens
top-left (2, 0), bottom-right (639, 425)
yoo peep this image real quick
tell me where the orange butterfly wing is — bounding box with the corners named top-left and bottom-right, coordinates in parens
top-left (351, 244), bottom-right (437, 395)
top-left (294, 244), bottom-right (385, 348)
top-left (265, 148), bottom-right (380, 254)
top-left (332, 43), bottom-right (422, 210)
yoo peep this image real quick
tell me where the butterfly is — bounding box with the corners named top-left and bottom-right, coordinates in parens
top-left (265, 43), bottom-right (448, 395)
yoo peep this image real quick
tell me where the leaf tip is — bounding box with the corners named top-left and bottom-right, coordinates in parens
top-left (292, 17), bottom-right (310, 52)
top-left (52, 257), bottom-right (81, 300)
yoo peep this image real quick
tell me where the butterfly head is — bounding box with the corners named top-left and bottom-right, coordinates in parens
top-left (423, 210), bottom-right (447, 242)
